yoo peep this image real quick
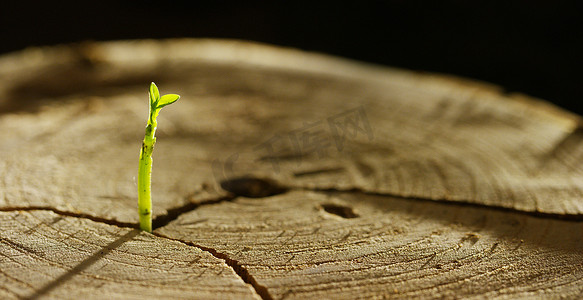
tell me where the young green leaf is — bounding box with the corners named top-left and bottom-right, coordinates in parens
top-left (149, 82), bottom-right (160, 106)
top-left (156, 94), bottom-right (180, 109)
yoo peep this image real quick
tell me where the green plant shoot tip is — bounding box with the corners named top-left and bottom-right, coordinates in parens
top-left (138, 82), bottom-right (180, 232)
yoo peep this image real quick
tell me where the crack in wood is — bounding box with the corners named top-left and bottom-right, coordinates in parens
top-left (3, 39), bottom-right (582, 299)
top-left (3, 182), bottom-right (582, 300)
top-left (0, 206), bottom-right (136, 228)
top-left (0, 193), bottom-right (237, 231)
top-left (2, 195), bottom-right (266, 298)
top-left (153, 232), bottom-right (273, 300)
top-left (302, 187), bottom-right (583, 222)
top-left (152, 194), bottom-right (237, 230)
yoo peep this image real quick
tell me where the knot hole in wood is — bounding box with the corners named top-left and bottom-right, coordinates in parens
top-left (220, 177), bottom-right (288, 198)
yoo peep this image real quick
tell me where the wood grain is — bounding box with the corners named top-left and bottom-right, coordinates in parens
top-left (0, 39), bottom-right (581, 223)
top-left (156, 190), bottom-right (583, 299)
top-left (0, 210), bottom-right (259, 300)
top-left (0, 39), bottom-right (582, 298)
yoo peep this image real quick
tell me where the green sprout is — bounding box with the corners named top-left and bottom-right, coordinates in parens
top-left (138, 82), bottom-right (180, 232)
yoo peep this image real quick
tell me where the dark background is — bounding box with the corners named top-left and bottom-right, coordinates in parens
top-left (1, 1), bottom-right (581, 115)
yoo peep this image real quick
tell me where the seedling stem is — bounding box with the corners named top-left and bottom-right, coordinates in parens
top-left (138, 82), bottom-right (180, 232)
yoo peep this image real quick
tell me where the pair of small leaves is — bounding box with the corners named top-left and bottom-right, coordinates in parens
top-left (149, 82), bottom-right (180, 110)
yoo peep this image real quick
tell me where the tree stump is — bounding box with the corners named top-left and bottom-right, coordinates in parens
top-left (0, 39), bottom-right (582, 299)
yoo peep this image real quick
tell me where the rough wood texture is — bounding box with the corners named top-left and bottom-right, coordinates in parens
top-left (0, 210), bottom-right (259, 299)
top-left (157, 191), bottom-right (583, 299)
top-left (0, 39), bottom-right (582, 298)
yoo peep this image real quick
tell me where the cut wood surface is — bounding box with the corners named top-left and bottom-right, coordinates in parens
top-left (0, 39), bottom-right (582, 299)
top-left (0, 210), bottom-right (259, 300)
top-left (157, 190), bottom-right (583, 299)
